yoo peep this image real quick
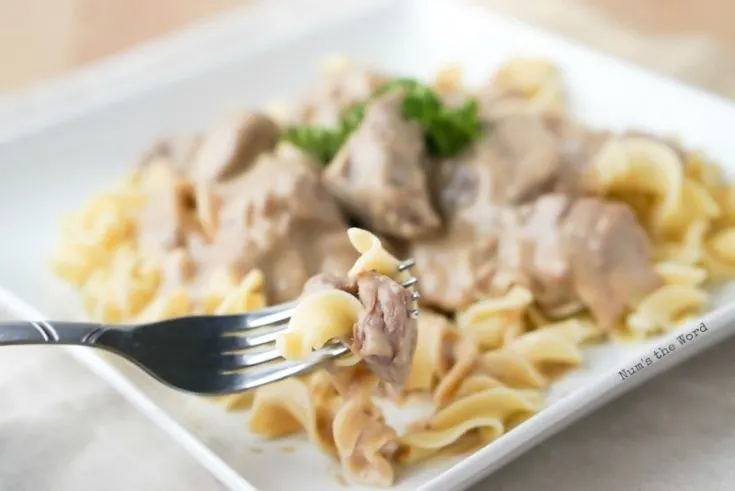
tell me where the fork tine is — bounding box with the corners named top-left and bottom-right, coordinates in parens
top-left (217, 258), bottom-right (418, 377)
top-left (218, 347), bottom-right (282, 370)
top-left (220, 325), bottom-right (287, 350)
top-left (402, 277), bottom-right (418, 288)
top-left (243, 301), bottom-right (297, 330)
top-left (398, 259), bottom-right (416, 271)
top-left (221, 344), bottom-right (350, 391)
top-left (397, 258), bottom-right (420, 318)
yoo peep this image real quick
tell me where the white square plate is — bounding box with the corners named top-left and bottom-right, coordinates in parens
top-left (2, 0), bottom-right (735, 490)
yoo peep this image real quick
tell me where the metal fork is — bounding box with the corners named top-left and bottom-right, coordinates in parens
top-left (0, 260), bottom-right (419, 395)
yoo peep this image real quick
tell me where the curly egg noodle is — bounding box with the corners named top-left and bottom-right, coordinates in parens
top-left (50, 57), bottom-right (735, 487)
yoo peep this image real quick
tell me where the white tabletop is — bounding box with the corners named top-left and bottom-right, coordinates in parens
top-left (3, 1), bottom-right (735, 490)
top-left (0, 345), bottom-right (226, 491)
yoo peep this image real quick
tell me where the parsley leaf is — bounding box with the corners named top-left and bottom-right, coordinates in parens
top-left (282, 78), bottom-right (482, 164)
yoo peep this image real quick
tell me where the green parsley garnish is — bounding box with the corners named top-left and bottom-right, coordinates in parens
top-left (282, 78), bottom-right (482, 164)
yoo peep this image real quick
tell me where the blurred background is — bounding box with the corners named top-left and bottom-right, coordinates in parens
top-left (1, 0), bottom-right (735, 98)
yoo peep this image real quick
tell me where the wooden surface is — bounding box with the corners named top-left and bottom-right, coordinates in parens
top-left (0, 0), bottom-right (243, 91)
top-left (592, 0), bottom-right (735, 46)
top-left (0, 0), bottom-right (734, 96)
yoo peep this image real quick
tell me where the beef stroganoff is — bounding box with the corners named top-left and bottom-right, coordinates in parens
top-left (51, 56), bottom-right (735, 486)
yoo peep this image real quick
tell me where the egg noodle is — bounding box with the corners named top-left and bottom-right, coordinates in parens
top-left (50, 57), bottom-right (735, 487)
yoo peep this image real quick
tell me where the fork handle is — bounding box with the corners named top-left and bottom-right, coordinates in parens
top-left (0, 321), bottom-right (110, 346)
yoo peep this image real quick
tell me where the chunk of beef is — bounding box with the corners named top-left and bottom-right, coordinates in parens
top-left (206, 142), bottom-right (357, 303)
top-left (300, 271), bottom-right (418, 386)
top-left (324, 91), bottom-right (441, 240)
top-left (481, 113), bottom-right (564, 203)
top-left (432, 113), bottom-right (564, 222)
top-left (137, 179), bottom-right (200, 256)
top-left (494, 194), bottom-right (661, 329)
top-left (410, 232), bottom-right (498, 312)
top-left (189, 112), bottom-right (280, 182)
top-left (561, 197), bottom-right (662, 328)
top-left (493, 195), bottom-right (582, 316)
top-left (352, 272), bottom-right (418, 386)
